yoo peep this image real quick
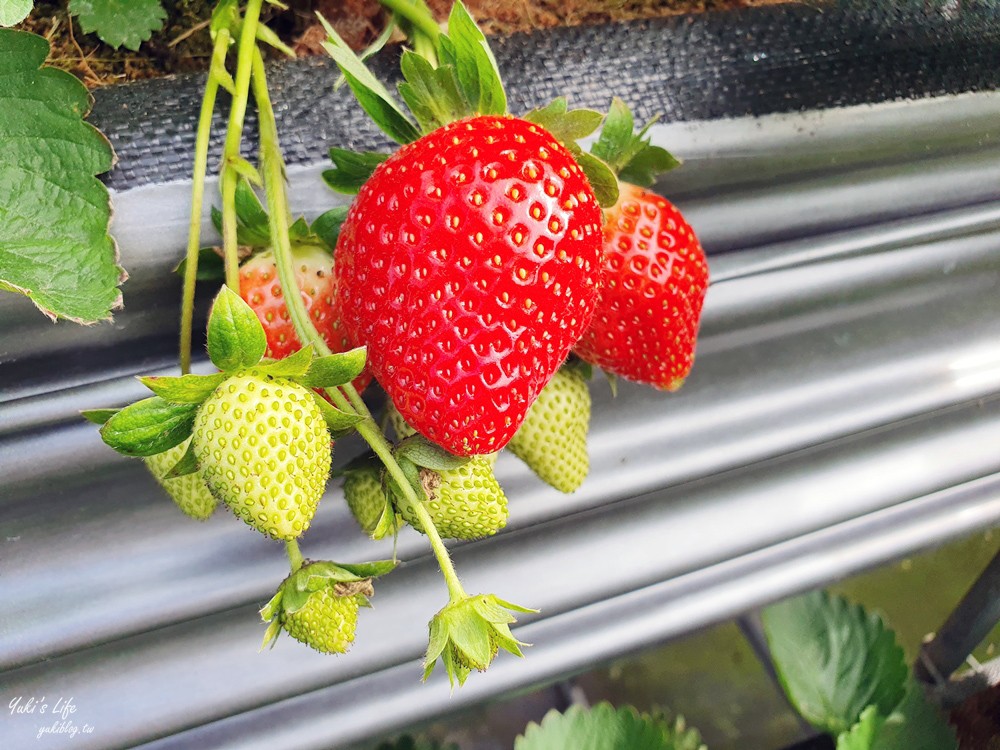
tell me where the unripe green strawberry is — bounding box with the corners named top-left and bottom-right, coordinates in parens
top-left (399, 457), bottom-right (508, 540)
top-left (387, 402), bottom-right (417, 441)
top-left (282, 585), bottom-right (360, 655)
top-left (388, 403), bottom-right (499, 466)
top-left (192, 370), bottom-right (332, 540)
top-left (144, 437), bottom-right (219, 520)
top-left (507, 367), bottom-right (591, 493)
top-left (344, 466), bottom-right (396, 539)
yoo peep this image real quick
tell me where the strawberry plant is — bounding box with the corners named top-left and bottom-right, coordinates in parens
top-left (321, 4), bottom-right (615, 457)
top-left (3, 1), bottom-right (168, 49)
top-left (0, 27), bottom-right (121, 323)
top-left (4, 0), bottom-right (711, 691)
top-left (763, 590), bottom-right (959, 749)
top-left (68, 0), bottom-right (167, 50)
top-left (377, 702), bottom-right (706, 750)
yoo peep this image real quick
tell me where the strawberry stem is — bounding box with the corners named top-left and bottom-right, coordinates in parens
top-left (379, 0), bottom-right (441, 45)
top-left (250, 46), bottom-right (468, 604)
top-left (350, 401), bottom-right (468, 602)
top-left (250, 46), bottom-right (314, 346)
top-left (286, 539), bottom-right (304, 572)
top-left (179, 29), bottom-right (231, 375)
top-left (220, 0), bottom-right (266, 292)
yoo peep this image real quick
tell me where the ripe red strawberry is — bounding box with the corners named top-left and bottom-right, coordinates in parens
top-left (335, 115), bottom-right (604, 455)
top-left (240, 244), bottom-right (370, 391)
top-left (574, 183), bottom-right (708, 390)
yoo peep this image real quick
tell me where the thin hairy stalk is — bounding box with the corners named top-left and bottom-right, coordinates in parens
top-left (180, 29), bottom-right (231, 374)
top-left (355, 415), bottom-right (467, 601)
top-left (286, 539), bottom-right (304, 572)
top-left (220, 0), bottom-right (265, 291)
top-left (379, 0), bottom-right (441, 43)
top-left (251, 49), bottom-right (467, 602)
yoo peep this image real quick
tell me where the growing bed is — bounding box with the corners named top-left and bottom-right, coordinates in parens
top-left (3, 4), bottom-right (1000, 748)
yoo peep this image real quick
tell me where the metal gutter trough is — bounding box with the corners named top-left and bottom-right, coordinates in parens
top-left (3, 5), bottom-right (1000, 749)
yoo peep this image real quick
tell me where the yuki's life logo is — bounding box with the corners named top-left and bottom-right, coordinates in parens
top-left (8, 696), bottom-right (95, 740)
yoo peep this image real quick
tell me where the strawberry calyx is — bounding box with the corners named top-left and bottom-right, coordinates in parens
top-left (523, 98), bottom-right (619, 207)
top-left (424, 593), bottom-right (536, 688)
top-left (382, 434), bottom-right (470, 517)
top-left (318, 1), bottom-right (618, 206)
top-left (319, 1), bottom-right (504, 145)
top-left (261, 558), bottom-right (397, 652)
top-left (589, 97), bottom-right (680, 187)
top-left (97, 287), bottom-right (368, 462)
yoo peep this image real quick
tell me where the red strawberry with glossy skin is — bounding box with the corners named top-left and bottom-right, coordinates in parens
top-left (335, 115), bottom-right (604, 455)
top-left (574, 182), bottom-right (708, 390)
top-left (240, 244), bottom-right (371, 391)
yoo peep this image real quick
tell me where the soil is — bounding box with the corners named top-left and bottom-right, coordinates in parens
top-left (18, 0), bottom-right (793, 88)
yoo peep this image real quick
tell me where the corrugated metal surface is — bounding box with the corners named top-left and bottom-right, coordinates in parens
top-left (4, 7), bottom-right (1000, 750)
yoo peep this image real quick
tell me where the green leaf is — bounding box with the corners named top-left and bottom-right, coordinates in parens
top-left (280, 559), bottom-right (395, 613)
top-left (310, 206), bottom-right (350, 250)
top-left (385, 454), bottom-right (426, 507)
top-left (836, 706), bottom-right (884, 750)
top-left (174, 247), bottom-right (226, 282)
top-left (591, 98), bottom-right (679, 186)
top-left (206, 286), bottom-right (267, 371)
top-left (619, 145), bottom-right (680, 189)
top-left (255, 22), bottom-right (295, 59)
top-left (398, 50), bottom-right (470, 133)
top-left (873, 680), bottom-right (957, 750)
top-left (100, 397), bottom-right (198, 457)
top-left (227, 154), bottom-right (263, 186)
top-left (337, 13), bottom-right (397, 90)
top-left (259, 589), bottom-right (283, 623)
top-left (595, 367), bottom-right (619, 397)
top-left (436, 33), bottom-right (457, 69)
top-left (323, 149), bottom-right (388, 195)
top-left (209, 178), bottom-right (271, 247)
top-left (255, 345), bottom-right (314, 379)
top-left (590, 97), bottom-right (635, 168)
top-left (163, 440), bottom-right (199, 478)
top-left (80, 408), bottom-right (119, 425)
top-left (331, 559), bottom-right (397, 578)
top-left (138, 372), bottom-right (226, 404)
top-left (237, 177), bottom-right (269, 226)
top-left (515, 703), bottom-right (691, 750)
top-left (370, 500), bottom-right (400, 541)
top-left (525, 98), bottom-right (604, 145)
top-left (318, 14), bottom-right (420, 145)
top-left (445, 1), bottom-right (506, 116)
top-left (288, 217), bottom-right (312, 242)
top-left (0, 29), bottom-right (121, 323)
top-left (762, 590), bottom-right (908, 736)
top-left (396, 435), bottom-right (469, 471)
top-left (0, 0), bottom-right (32, 26)
top-left (69, 0), bottom-right (167, 51)
top-left (575, 151), bottom-right (620, 208)
top-left (311, 393), bottom-right (365, 436)
top-left (301, 347), bottom-right (367, 389)
top-left (260, 616), bottom-right (282, 651)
